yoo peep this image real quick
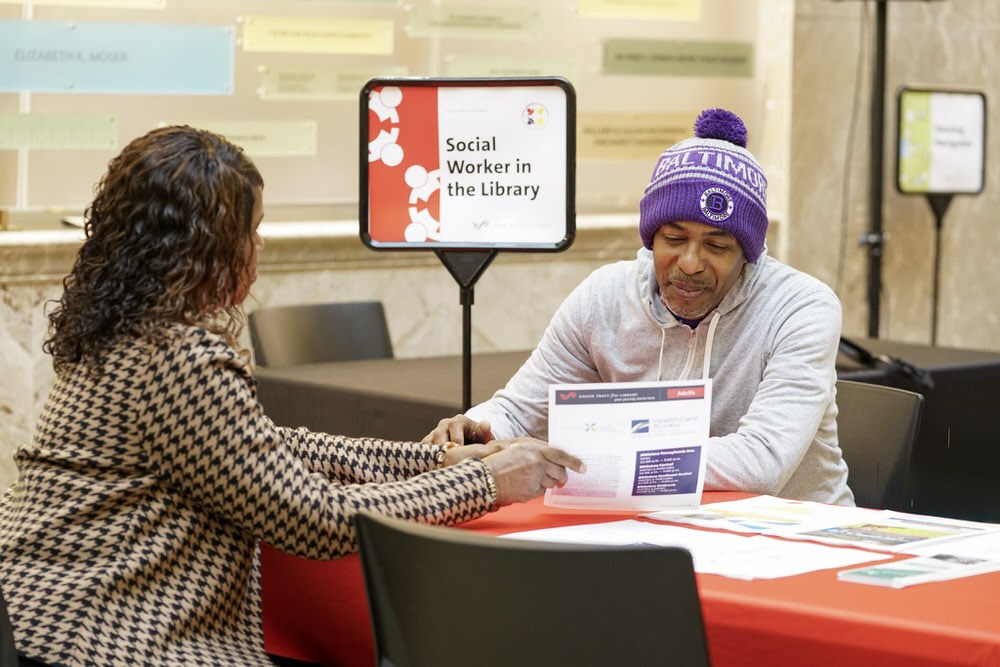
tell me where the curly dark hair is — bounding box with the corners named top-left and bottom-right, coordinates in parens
top-left (44, 125), bottom-right (264, 376)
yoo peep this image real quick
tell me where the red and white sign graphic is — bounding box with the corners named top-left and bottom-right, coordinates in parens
top-left (365, 83), bottom-right (569, 247)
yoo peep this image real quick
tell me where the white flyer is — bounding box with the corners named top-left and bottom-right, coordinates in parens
top-left (544, 379), bottom-right (711, 510)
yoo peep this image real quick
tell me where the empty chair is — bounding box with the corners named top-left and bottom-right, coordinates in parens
top-left (836, 379), bottom-right (924, 511)
top-left (0, 585), bottom-right (17, 667)
top-left (354, 511), bottom-right (711, 667)
top-left (248, 301), bottom-right (393, 368)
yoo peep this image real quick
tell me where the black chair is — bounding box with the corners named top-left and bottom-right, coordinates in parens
top-left (1, 585), bottom-right (18, 667)
top-left (248, 301), bottom-right (394, 368)
top-left (836, 379), bottom-right (924, 511)
top-left (354, 512), bottom-right (711, 667)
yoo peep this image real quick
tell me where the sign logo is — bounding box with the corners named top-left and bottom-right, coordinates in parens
top-left (523, 102), bottom-right (548, 127)
top-left (631, 419), bottom-right (650, 434)
top-left (700, 186), bottom-right (734, 222)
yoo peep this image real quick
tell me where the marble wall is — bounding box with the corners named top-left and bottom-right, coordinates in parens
top-left (0, 231), bottom-right (80, 488)
top-left (789, 0), bottom-right (1000, 350)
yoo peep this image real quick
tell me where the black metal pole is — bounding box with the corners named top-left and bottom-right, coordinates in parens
top-left (866, 0), bottom-right (888, 338)
top-left (926, 194), bottom-right (952, 346)
top-left (931, 220), bottom-right (941, 346)
top-left (434, 249), bottom-right (498, 413)
top-left (460, 285), bottom-right (474, 412)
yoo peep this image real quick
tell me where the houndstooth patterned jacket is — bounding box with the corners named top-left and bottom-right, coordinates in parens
top-left (0, 324), bottom-right (495, 666)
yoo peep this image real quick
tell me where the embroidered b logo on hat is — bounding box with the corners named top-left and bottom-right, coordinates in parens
top-left (700, 187), bottom-right (734, 222)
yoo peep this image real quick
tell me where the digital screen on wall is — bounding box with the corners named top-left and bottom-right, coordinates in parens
top-left (360, 77), bottom-right (575, 250)
top-left (897, 87), bottom-right (986, 195)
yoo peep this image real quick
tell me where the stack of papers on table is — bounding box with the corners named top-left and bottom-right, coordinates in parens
top-left (503, 519), bottom-right (892, 580)
top-left (645, 495), bottom-right (997, 553)
top-left (836, 530), bottom-right (1000, 588)
top-left (504, 495), bottom-right (1000, 586)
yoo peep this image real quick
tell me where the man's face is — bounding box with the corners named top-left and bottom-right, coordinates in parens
top-left (652, 220), bottom-right (747, 320)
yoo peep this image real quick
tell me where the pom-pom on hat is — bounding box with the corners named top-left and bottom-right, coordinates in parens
top-left (639, 108), bottom-right (768, 262)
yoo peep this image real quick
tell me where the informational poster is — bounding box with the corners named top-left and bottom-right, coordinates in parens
top-left (897, 87), bottom-right (986, 194)
top-left (361, 77), bottom-right (575, 250)
top-left (545, 380), bottom-right (710, 510)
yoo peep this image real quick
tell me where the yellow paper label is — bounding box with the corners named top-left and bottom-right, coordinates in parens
top-left (407, 5), bottom-right (539, 40)
top-left (577, 0), bottom-right (700, 21)
top-left (0, 112), bottom-right (116, 149)
top-left (258, 65), bottom-right (407, 101)
top-left (242, 15), bottom-right (393, 55)
top-left (162, 120), bottom-right (318, 157)
top-left (0, 0), bottom-right (164, 7)
top-left (578, 112), bottom-right (694, 161)
top-left (443, 55), bottom-right (577, 81)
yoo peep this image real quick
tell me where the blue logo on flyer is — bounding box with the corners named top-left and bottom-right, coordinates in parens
top-left (631, 419), bottom-right (650, 434)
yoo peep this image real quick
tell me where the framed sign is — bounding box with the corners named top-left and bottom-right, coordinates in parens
top-left (360, 77), bottom-right (575, 250)
top-left (897, 87), bottom-right (986, 195)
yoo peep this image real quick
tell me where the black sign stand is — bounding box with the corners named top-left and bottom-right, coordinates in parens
top-left (360, 77), bottom-right (576, 412)
top-left (435, 249), bottom-right (498, 411)
top-left (925, 194), bottom-right (952, 346)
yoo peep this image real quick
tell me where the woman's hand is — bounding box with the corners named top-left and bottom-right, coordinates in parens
top-left (441, 442), bottom-right (504, 467)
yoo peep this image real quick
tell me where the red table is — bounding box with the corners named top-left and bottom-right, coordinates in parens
top-left (261, 493), bottom-right (1000, 667)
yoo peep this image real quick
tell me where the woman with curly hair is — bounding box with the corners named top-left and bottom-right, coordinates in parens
top-left (0, 126), bottom-right (584, 667)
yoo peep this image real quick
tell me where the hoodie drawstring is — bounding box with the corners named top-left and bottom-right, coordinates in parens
top-left (656, 327), bottom-right (667, 381)
top-left (702, 311), bottom-right (721, 379)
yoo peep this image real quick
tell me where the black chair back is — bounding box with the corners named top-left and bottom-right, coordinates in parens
top-left (355, 512), bottom-right (711, 667)
top-left (249, 301), bottom-right (393, 368)
top-left (836, 379), bottom-right (924, 510)
top-left (0, 585), bottom-right (18, 667)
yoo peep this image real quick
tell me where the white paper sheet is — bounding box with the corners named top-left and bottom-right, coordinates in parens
top-left (503, 519), bottom-right (891, 580)
top-left (644, 494), bottom-right (881, 534)
top-left (544, 380), bottom-right (710, 510)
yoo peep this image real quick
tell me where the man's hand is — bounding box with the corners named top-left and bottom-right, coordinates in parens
top-left (423, 415), bottom-right (494, 445)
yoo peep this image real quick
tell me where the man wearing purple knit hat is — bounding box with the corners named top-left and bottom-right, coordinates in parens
top-left (427, 108), bottom-right (854, 506)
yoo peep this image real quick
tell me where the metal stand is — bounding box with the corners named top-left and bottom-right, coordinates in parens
top-left (926, 194), bottom-right (952, 346)
top-left (864, 0), bottom-right (890, 338)
top-left (434, 249), bottom-right (498, 411)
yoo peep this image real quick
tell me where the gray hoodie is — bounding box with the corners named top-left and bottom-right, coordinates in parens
top-left (467, 247), bottom-right (854, 505)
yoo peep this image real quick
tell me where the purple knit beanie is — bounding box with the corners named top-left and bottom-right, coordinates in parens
top-left (639, 108), bottom-right (768, 262)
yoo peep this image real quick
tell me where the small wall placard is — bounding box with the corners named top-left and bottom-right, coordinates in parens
top-left (897, 87), bottom-right (986, 195)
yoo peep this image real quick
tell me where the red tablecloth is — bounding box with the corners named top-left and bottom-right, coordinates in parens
top-left (261, 494), bottom-right (1000, 667)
